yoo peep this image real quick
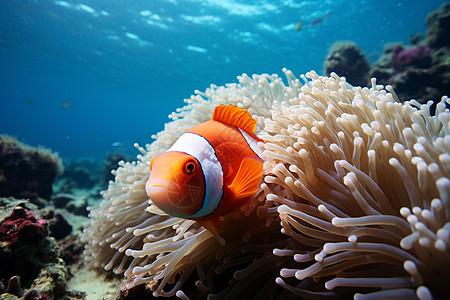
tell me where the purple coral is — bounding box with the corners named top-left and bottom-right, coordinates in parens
top-left (0, 206), bottom-right (48, 245)
top-left (392, 45), bottom-right (433, 70)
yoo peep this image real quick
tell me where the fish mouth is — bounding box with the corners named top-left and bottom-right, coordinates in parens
top-left (146, 179), bottom-right (183, 213)
top-left (145, 177), bottom-right (203, 217)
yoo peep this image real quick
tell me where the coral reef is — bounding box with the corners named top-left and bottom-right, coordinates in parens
top-left (54, 153), bottom-right (133, 193)
top-left (325, 2), bottom-right (450, 104)
top-left (391, 45), bottom-right (433, 70)
top-left (323, 41), bottom-right (370, 86)
top-left (0, 135), bottom-right (63, 202)
top-left (0, 198), bottom-right (69, 299)
top-left (371, 2), bottom-right (450, 103)
top-left (368, 42), bottom-right (448, 103)
top-left (83, 69), bottom-right (449, 299)
top-left (424, 2), bottom-right (450, 49)
top-left (56, 160), bottom-right (97, 192)
top-left (51, 156), bottom-right (116, 217)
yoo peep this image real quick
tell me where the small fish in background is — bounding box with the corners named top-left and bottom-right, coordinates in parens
top-left (112, 141), bottom-right (124, 148)
top-left (295, 21), bottom-right (302, 31)
top-left (111, 141), bottom-right (126, 152)
top-left (146, 105), bottom-right (264, 244)
top-left (311, 12), bottom-right (332, 25)
top-left (53, 99), bottom-right (73, 109)
top-left (59, 101), bottom-right (73, 109)
top-left (25, 99), bottom-right (33, 105)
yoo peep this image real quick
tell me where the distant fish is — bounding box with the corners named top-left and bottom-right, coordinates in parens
top-left (54, 100), bottom-right (73, 109)
top-left (25, 99), bottom-right (33, 105)
top-left (312, 12), bottom-right (332, 25)
top-left (112, 141), bottom-right (124, 148)
top-left (295, 21), bottom-right (302, 31)
top-left (311, 18), bottom-right (321, 26)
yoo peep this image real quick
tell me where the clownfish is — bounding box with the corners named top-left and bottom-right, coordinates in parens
top-left (146, 105), bottom-right (264, 240)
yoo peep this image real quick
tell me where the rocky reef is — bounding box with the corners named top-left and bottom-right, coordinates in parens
top-left (323, 41), bottom-right (370, 87)
top-left (0, 136), bottom-right (95, 299)
top-left (324, 2), bottom-right (450, 103)
top-left (0, 198), bottom-right (69, 300)
top-left (424, 2), bottom-right (450, 49)
top-left (0, 133), bottom-right (137, 299)
top-left (0, 135), bottom-right (63, 205)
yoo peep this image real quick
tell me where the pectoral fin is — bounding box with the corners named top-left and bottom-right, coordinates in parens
top-left (228, 157), bottom-right (263, 200)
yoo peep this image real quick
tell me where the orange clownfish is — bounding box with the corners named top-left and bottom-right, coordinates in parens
top-left (146, 105), bottom-right (264, 238)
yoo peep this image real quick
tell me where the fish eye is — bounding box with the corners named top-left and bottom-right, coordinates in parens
top-left (184, 160), bottom-right (196, 175)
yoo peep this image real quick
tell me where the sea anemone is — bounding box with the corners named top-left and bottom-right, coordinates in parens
top-left (261, 71), bottom-right (449, 299)
top-left (83, 69), bottom-right (449, 299)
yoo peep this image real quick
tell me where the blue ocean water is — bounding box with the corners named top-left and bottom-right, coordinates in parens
top-left (0, 0), bottom-right (446, 160)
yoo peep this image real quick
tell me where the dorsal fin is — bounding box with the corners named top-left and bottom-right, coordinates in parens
top-left (212, 105), bottom-right (257, 135)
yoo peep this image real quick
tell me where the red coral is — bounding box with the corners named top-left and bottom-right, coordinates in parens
top-left (0, 206), bottom-right (48, 245)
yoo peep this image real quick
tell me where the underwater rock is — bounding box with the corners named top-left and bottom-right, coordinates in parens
top-left (0, 293), bottom-right (19, 300)
top-left (0, 135), bottom-right (63, 202)
top-left (57, 161), bottom-right (97, 191)
top-left (102, 152), bottom-right (133, 188)
top-left (59, 234), bottom-right (84, 265)
top-left (21, 289), bottom-right (49, 300)
top-left (0, 198), bottom-right (69, 299)
top-left (409, 32), bottom-right (423, 45)
top-left (65, 198), bottom-right (88, 217)
top-left (43, 210), bottom-right (72, 240)
top-left (323, 41), bottom-right (370, 86)
top-left (425, 2), bottom-right (450, 48)
top-left (117, 283), bottom-right (153, 300)
top-left (51, 194), bottom-right (73, 209)
top-left (368, 42), bottom-right (450, 102)
top-left (0, 204), bottom-right (48, 246)
top-left (28, 262), bottom-right (67, 300)
top-left (1, 276), bottom-right (21, 296)
top-left (50, 193), bottom-right (89, 217)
